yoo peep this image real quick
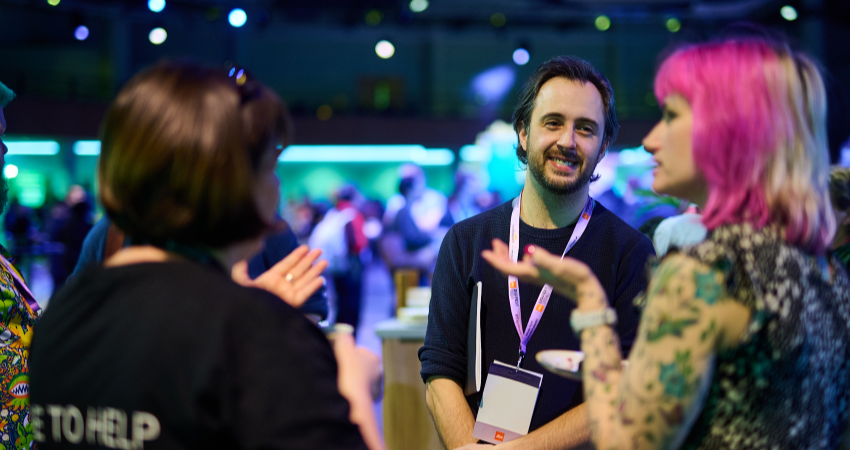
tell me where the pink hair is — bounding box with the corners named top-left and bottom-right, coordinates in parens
top-left (654, 39), bottom-right (834, 254)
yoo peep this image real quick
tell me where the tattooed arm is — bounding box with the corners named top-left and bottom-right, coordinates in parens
top-left (481, 242), bottom-right (750, 450)
top-left (581, 254), bottom-right (749, 450)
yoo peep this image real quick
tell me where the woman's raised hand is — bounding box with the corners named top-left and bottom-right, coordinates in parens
top-left (232, 245), bottom-right (328, 308)
top-left (481, 239), bottom-right (605, 307)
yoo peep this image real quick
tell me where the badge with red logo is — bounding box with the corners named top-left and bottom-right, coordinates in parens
top-left (535, 304), bottom-right (544, 312)
top-left (494, 432), bottom-right (505, 442)
top-left (582, 212), bottom-right (590, 220)
top-left (510, 281), bottom-right (517, 289)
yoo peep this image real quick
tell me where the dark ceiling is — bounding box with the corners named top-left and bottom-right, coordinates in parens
top-left (0, 0), bottom-right (848, 155)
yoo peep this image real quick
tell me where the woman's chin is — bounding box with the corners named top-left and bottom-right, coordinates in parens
top-left (651, 179), bottom-right (670, 197)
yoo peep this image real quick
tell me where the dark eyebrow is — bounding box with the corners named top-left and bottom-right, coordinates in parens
top-left (539, 112), bottom-right (565, 122)
top-left (575, 117), bottom-right (600, 131)
top-left (539, 113), bottom-right (601, 132)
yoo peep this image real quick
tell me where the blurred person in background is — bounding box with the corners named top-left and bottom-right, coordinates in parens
top-left (30, 62), bottom-right (383, 450)
top-left (441, 168), bottom-right (483, 227)
top-left (310, 184), bottom-right (368, 332)
top-left (3, 197), bottom-right (33, 272)
top-left (48, 185), bottom-right (93, 290)
top-left (481, 36), bottom-right (850, 450)
top-left (383, 163), bottom-right (447, 234)
top-left (393, 175), bottom-right (438, 253)
top-left (0, 79), bottom-right (42, 450)
top-left (830, 166), bottom-right (850, 266)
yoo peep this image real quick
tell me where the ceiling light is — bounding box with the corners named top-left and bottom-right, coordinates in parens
top-left (148, 0), bottom-right (165, 13)
top-left (74, 25), bottom-right (89, 41)
top-left (595, 15), bottom-right (611, 31)
top-left (666, 18), bottom-right (681, 33)
top-left (148, 27), bottom-right (167, 45)
top-left (228, 8), bottom-right (248, 27)
top-left (409, 0), bottom-right (428, 13)
top-left (512, 48), bottom-right (530, 66)
top-left (780, 5), bottom-right (798, 21)
top-left (375, 40), bottom-right (395, 59)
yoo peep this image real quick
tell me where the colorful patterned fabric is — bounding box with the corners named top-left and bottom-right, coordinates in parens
top-left (0, 247), bottom-right (39, 450)
top-left (678, 223), bottom-right (850, 449)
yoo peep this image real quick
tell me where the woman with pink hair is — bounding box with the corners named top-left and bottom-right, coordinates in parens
top-left (476, 37), bottom-right (850, 449)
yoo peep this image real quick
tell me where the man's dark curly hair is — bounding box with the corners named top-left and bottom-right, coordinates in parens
top-left (511, 55), bottom-right (618, 166)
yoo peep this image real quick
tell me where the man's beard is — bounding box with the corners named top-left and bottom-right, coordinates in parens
top-left (527, 147), bottom-right (598, 196)
top-left (0, 176), bottom-right (9, 216)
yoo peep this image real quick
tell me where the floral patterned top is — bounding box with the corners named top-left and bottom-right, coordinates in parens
top-left (0, 247), bottom-right (40, 450)
top-left (676, 223), bottom-right (850, 449)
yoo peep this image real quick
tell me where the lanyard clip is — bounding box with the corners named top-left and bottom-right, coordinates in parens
top-left (517, 350), bottom-right (525, 368)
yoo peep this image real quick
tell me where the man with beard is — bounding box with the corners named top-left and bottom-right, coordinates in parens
top-left (0, 80), bottom-right (42, 450)
top-left (419, 56), bottom-right (654, 450)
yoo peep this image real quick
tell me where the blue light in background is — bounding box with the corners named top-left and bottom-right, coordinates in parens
top-left (460, 145), bottom-right (491, 162)
top-left (74, 25), bottom-right (89, 41)
top-left (471, 65), bottom-right (516, 106)
top-left (228, 9), bottom-right (248, 27)
top-left (618, 146), bottom-right (653, 165)
top-left (512, 48), bottom-right (530, 65)
top-left (73, 140), bottom-right (101, 155)
top-left (148, 0), bottom-right (165, 13)
top-left (279, 145), bottom-right (454, 166)
top-left (5, 141), bottom-right (60, 155)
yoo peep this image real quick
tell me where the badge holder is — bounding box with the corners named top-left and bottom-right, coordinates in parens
top-left (472, 360), bottom-right (543, 444)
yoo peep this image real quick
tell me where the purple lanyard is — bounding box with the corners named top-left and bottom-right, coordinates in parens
top-left (0, 256), bottom-right (40, 314)
top-left (508, 193), bottom-right (593, 367)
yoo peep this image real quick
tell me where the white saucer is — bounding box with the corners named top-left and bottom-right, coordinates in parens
top-left (536, 350), bottom-right (628, 380)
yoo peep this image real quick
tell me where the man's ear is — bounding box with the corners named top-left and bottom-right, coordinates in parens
top-left (597, 140), bottom-right (609, 162)
top-left (518, 123), bottom-right (528, 151)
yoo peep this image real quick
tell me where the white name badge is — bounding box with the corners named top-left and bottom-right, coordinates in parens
top-left (472, 360), bottom-right (543, 444)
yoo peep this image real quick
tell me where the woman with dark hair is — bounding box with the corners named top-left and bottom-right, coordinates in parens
top-left (29, 62), bottom-right (382, 450)
top-left (476, 37), bottom-right (850, 449)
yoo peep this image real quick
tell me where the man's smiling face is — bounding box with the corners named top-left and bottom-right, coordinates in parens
top-left (519, 77), bottom-right (608, 196)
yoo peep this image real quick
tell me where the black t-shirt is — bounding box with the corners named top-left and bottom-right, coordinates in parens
top-left (30, 261), bottom-right (367, 450)
top-left (419, 199), bottom-right (655, 432)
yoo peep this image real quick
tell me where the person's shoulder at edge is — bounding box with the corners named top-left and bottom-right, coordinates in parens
top-left (69, 215), bottom-right (112, 278)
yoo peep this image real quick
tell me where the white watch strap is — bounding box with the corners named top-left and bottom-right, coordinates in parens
top-left (570, 308), bottom-right (617, 333)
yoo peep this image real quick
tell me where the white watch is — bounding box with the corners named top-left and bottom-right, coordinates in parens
top-left (570, 308), bottom-right (617, 334)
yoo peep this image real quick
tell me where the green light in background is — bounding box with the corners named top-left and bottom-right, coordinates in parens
top-left (3, 165), bottom-right (18, 179)
top-left (781, 5), bottom-right (798, 21)
top-left (490, 13), bottom-right (506, 27)
top-left (365, 10), bottom-right (383, 26)
top-left (374, 82), bottom-right (391, 110)
top-left (666, 18), bottom-right (681, 32)
top-left (595, 15), bottom-right (611, 31)
top-left (47, 0), bottom-right (60, 5)
top-left (11, 172), bottom-right (46, 208)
